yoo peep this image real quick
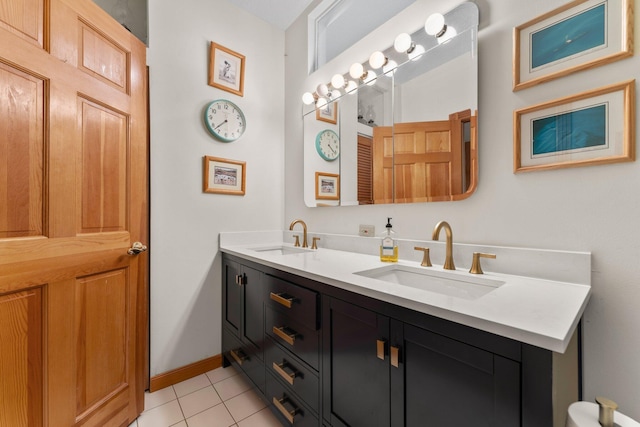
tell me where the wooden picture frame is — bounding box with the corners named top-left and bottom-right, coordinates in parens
top-left (315, 172), bottom-right (340, 200)
top-left (203, 156), bottom-right (246, 195)
top-left (208, 42), bottom-right (245, 97)
top-left (316, 101), bottom-right (338, 124)
top-left (513, 0), bottom-right (633, 91)
top-left (513, 80), bottom-right (635, 173)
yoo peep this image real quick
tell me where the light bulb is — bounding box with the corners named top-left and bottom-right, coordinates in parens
top-left (438, 26), bottom-right (457, 44)
top-left (349, 62), bottom-right (364, 79)
top-left (382, 60), bottom-right (398, 75)
top-left (329, 89), bottom-right (341, 98)
top-left (394, 33), bottom-right (412, 53)
top-left (302, 92), bottom-right (315, 105)
top-left (408, 44), bottom-right (425, 61)
top-left (316, 83), bottom-right (329, 97)
top-left (331, 74), bottom-right (345, 89)
top-left (369, 51), bottom-right (387, 69)
top-left (425, 13), bottom-right (446, 36)
top-left (345, 80), bottom-right (358, 94)
top-left (316, 97), bottom-right (328, 109)
top-left (364, 70), bottom-right (377, 86)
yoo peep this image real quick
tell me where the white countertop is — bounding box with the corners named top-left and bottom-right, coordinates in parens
top-left (219, 231), bottom-right (591, 353)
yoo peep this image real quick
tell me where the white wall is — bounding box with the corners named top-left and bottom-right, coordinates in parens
top-left (148, 0), bottom-right (284, 375)
top-left (286, 0), bottom-right (640, 419)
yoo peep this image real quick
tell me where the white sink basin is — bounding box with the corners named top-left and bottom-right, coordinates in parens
top-left (252, 245), bottom-right (312, 255)
top-left (355, 264), bottom-right (505, 300)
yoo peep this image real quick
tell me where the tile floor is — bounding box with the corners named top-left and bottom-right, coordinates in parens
top-left (127, 366), bottom-right (282, 427)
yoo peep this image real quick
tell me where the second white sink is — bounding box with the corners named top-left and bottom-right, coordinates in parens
top-left (355, 264), bottom-right (505, 300)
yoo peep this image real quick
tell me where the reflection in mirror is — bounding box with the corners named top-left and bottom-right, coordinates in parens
top-left (303, 2), bottom-right (478, 207)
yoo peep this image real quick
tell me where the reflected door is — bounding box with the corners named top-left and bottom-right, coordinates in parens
top-left (0, 0), bottom-right (148, 425)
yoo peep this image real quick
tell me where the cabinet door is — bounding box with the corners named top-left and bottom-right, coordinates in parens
top-left (392, 323), bottom-right (520, 427)
top-left (222, 259), bottom-right (242, 336)
top-left (323, 297), bottom-right (390, 427)
top-left (241, 265), bottom-right (263, 353)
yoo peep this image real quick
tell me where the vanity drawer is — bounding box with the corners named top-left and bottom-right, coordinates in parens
top-left (265, 336), bottom-right (319, 414)
top-left (267, 371), bottom-right (320, 427)
top-left (223, 327), bottom-right (265, 393)
top-left (266, 275), bottom-right (319, 330)
top-left (266, 306), bottom-right (320, 370)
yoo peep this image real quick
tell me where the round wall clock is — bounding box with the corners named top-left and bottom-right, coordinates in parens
top-left (204, 99), bottom-right (246, 142)
top-left (315, 129), bottom-right (340, 161)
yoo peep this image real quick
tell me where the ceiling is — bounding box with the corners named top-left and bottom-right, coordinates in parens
top-left (226, 0), bottom-right (315, 30)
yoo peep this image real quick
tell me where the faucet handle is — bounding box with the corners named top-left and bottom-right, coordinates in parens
top-left (596, 397), bottom-right (618, 427)
top-left (293, 235), bottom-right (300, 247)
top-left (414, 247), bottom-right (432, 267)
top-left (469, 252), bottom-right (496, 274)
top-left (311, 237), bottom-right (320, 250)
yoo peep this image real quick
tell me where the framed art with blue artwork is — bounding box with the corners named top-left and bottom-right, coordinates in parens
top-left (513, 0), bottom-right (633, 91)
top-left (513, 80), bottom-right (634, 172)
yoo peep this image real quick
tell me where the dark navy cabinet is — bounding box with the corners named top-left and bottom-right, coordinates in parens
top-left (221, 253), bottom-right (578, 427)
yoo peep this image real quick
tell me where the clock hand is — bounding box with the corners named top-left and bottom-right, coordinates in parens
top-left (214, 119), bottom-right (228, 130)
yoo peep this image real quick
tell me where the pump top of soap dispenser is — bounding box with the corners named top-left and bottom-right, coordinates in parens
top-left (385, 218), bottom-right (393, 230)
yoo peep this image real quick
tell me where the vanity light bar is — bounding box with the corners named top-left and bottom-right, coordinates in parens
top-left (301, 11), bottom-right (455, 107)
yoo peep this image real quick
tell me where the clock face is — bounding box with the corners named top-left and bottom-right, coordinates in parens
top-left (315, 129), bottom-right (340, 161)
top-left (204, 99), bottom-right (246, 142)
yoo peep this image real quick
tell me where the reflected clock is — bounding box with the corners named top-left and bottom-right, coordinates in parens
top-left (204, 99), bottom-right (246, 142)
top-left (315, 129), bottom-right (340, 161)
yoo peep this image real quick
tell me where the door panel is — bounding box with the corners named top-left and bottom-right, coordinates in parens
top-left (0, 0), bottom-right (148, 425)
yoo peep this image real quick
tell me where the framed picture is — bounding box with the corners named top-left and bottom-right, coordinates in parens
top-left (208, 42), bottom-right (245, 96)
top-left (316, 101), bottom-right (338, 124)
top-left (513, 0), bottom-right (633, 91)
top-left (315, 172), bottom-right (340, 200)
top-left (513, 79), bottom-right (635, 173)
top-left (203, 156), bottom-right (246, 195)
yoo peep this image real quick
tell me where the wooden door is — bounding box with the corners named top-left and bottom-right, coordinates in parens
top-left (372, 110), bottom-right (473, 203)
top-left (0, 0), bottom-right (148, 426)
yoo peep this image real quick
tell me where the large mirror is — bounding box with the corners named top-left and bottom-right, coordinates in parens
top-left (303, 2), bottom-right (478, 207)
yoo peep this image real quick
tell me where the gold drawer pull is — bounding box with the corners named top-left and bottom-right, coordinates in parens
top-left (273, 395), bottom-right (299, 424)
top-left (273, 326), bottom-right (297, 346)
top-left (273, 361), bottom-right (298, 385)
top-left (391, 346), bottom-right (400, 368)
top-left (376, 339), bottom-right (386, 360)
top-left (229, 349), bottom-right (248, 366)
top-left (270, 292), bottom-right (294, 308)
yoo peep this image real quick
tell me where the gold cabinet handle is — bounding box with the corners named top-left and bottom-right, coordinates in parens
top-left (272, 326), bottom-right (297, 346)
top-left (390, 346), bottom-right (400, 368)
top-left (235, 274), bottom-right (243, 286)
top-left (273, 361), bottom-right (298, 385)
top-left (229, 349), bottom-right (248, 366)
top-left (273, 395), bottom-right (299, 424)
top-left (376, 339), bottom-right (386, 360)
top-left (270, 292), bottom-right (294, 308)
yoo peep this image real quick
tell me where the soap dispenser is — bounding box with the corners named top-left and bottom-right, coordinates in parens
top-left (380, 217), bottom-right (398, 262)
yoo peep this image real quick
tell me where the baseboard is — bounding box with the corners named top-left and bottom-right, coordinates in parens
top-left (149, 354), bottom-right (222, 392)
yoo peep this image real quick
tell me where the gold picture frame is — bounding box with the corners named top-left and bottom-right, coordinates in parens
top-left (513, 80), bottom-right (635, 173)
top-left (316, 101), bottom-right (338, 124)
top-left (315, 172), bottom-right (340, 200)
top-left (513, 0), bottom-right (633, 91)
top-left (208, 42), bottom-right (245, 97)
top-left (203, 156), bottom-right (246, 195)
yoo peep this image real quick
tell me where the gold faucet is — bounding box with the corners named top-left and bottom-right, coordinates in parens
top-left (289, 219), bottom-right (308, 248)
top-left (432, 221), bottom-right (455, 270)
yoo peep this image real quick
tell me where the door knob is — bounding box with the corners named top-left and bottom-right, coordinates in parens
top-left (127, 242), bottom-right (148, 255)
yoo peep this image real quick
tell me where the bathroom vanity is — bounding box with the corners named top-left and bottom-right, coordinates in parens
top-left (220, 231), bottom-right (591, 427)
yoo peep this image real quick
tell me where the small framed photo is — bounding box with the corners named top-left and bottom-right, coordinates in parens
top-left (315, 172), bottom-right (340, 200)
top-left (513, 0), bottom-right (633, 91)
top-left (203, 156), bottom-right (246, 195)
top-left (513, 80), bottom-right (635, 173)
top-left (208, 42), bottom-right (245, 97)
top-left (316, 101), bottom-right (338, 124)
